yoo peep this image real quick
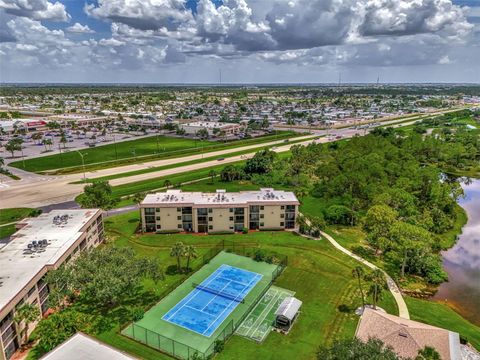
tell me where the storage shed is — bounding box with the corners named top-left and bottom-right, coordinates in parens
top-left (274, 296), bottom-right (302, 332)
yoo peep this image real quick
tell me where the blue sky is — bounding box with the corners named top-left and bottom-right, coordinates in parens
top-left (1, 0), bottom-right (479, 83)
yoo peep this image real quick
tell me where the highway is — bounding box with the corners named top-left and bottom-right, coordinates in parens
top-left (0, 108), bottom-right (460, 209)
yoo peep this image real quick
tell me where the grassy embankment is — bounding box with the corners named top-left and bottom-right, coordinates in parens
top-left (11, 132), bottom-right (299, 175)
top-left (0, 207), bottom-right (37, 238)
top-left (88, 210), bottom-right (398, 360)
top-left (72, 135), bottom-right (316, 184)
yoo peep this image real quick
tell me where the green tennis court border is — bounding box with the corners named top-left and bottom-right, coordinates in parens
top-left (235, 285), bottom-right (295, 342)
top-left (122, 251), bottom-right (281, 359)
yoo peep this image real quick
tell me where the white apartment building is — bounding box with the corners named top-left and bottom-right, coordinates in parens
top-left (0, 209), bottom-right (104, 360)
top-left (181, 121), bottom-right (242, 137)
top-left (140, 189), bottom-right (299, 234)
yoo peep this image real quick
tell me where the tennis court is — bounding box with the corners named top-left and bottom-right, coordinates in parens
top-left (122, 251), bottom-right (282, 359)
top-left (162, 264), bottom-right (263, 337)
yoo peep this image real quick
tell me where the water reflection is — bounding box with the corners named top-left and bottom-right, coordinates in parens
top-left (433, 179), bottom-right (480, 325)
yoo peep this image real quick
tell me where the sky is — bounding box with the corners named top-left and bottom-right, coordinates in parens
top-left (0, 0), bottom-right (479, 84)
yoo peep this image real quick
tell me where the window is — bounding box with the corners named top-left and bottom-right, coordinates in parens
top-left (208, 208), bottom-right (213, 213)
top-left (156, 225), bottom-right (161, 230)
top-left (177, 216), bottom-right (182, 220)
top-left (177, 208), bottom-right (181, 212)
top-left (178, 224), bottom-right (182, 229)
top-left (208, 225), bottom-right (213, 230)
top-left (144, 208), bottom-right (155, 215)
top-left (208, 217), bottom-right (213, 221)
top-left (156, 216), bottom-right (160, 221)
top-left (280, 213), bottom-right (284, 218)
top-left (229, 216), bottom-right (233, 221)
top-left (260, 206), bottom-right (264, 210)
top-left (280, 222), bottom-right (284, 227)
top-left (229, 208), bottom-right (233, 213)
top-left (260, 214), bottom-right (264, 219)
top-left (155, 208), bottom-right (160, 212)
top-left (281, 205), bottom-right (285, 210)
top-left (260, 222), bottom-right (264, 227)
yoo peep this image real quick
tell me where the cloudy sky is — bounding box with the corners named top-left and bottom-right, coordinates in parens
top-left (0, 0), bottom-right (479, 83)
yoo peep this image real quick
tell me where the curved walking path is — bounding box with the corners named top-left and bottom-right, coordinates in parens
top-left (319, 230), bottom-right (409, 319)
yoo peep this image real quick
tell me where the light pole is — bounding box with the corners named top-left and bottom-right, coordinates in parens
top-left (75, 150), bottom-right (87, 183)
top-left (156, 133), bottom-right (160, 154)
top-left (113, 132), bottom-right (118, 160)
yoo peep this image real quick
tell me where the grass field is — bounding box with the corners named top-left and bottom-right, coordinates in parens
top-left (0, 207), bottom-right (36, 225)
top-left (83, 210), bottom-right (399, 360)
top-left (123, 252), bottom-right (279, 359)
top-left (11, 132), bottom-right (298, 174)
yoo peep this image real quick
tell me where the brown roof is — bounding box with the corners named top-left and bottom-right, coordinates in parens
top-left (355, 308), bottom-right (460, 360)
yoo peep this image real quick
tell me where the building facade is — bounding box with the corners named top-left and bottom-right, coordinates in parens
top-left (0, 209), bottom-right (104, 360)
top-left (140, 189), bottom-right (299, 234)
top-left (181, 121), bottom-right (242, 137)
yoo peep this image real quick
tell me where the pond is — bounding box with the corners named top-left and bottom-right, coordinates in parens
top-left (433, 178), bottom-right (480, 325)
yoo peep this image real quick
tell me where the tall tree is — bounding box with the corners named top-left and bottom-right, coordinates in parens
top-left (366, 269), bottom-right (385, 310)
top-left (77, 180), bottom-right (118, 210)
top-left (47, 247), bottom-right (162, 309)
top-left (184, 245), bottom-right (198, 272)
top-left (388, 221), bottom-right (431, 278)
top-left (352, 266), bottom-right (366, 309)
top-left (170, 242), bottom-right (185, 272)
top-left (14, 303), bottom-right (40, 346)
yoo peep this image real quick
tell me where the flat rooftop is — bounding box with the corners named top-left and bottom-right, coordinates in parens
top-left (41, 333), bottom-right (137, 360)
top-left (0, 209), bottom-right (101, 313)
top-left (183, 121), bottom-right (238, 128)
top-left (141, 188), bottom-right (299, 207)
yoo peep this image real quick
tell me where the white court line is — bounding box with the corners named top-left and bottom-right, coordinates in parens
top-left (201, 279), bottom-right (232, 311)
top-left (162, 265), bottom-right (227, 321)
top-left (245, 289), bottom-right (281, 339)
top-left (201, 273), bottom-right (261, 336)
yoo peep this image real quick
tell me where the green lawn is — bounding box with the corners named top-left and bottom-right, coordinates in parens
top-left (406, 297), bottom-right (480, 350)
top-left (11, 132), bottom-right (298, 174)
top-left (0, 224), bottom-right (16, 238)
top-left (89, 211), bottom-right (398, 360)
top-left (12, 136), bottom-right (212, 173)
top-left (0, 207), bottom-right (36, 225)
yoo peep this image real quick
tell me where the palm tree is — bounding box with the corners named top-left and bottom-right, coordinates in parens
top-left (132, 192), bottom-right (146, 206)
top-left (170, 242), bottom-right (185, 273)
top-left (184, 245), bottom-right (198, 272)
top-left (0, 156), bottom-right (4, 168)
top-left (352, 266), bottom-right (366, 310)
top-left (415, 346), bottom-right (441, 360)
top-left (42, 138), bottom-right (53, 152)
top-left (14, 303), bottom-right (40, 346)
top-left (163, 179), bottom-right (172, 189)
top-left (31, 132), bottom-right (43, 145)
top-left (208, 170), bottom-right (216, 184)
top-left (367, 269), bottom-right (385, 310)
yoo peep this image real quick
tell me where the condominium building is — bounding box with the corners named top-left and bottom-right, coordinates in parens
top-left (181, 121), bottom-right (242, 137)
top-left (140, 189), bottom-right (299, 234)
top-left (0, 209), bottom-right (104, 360)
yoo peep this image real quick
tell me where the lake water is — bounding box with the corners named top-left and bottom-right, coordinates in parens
top-left (433, 179), bottom-right (480, 325)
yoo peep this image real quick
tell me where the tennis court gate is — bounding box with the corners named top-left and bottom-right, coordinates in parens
top-left (123, 243), bottom-right (288, 359)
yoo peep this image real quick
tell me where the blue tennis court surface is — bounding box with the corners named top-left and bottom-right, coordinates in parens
top-left (162, 264), bottom-right (262, 337)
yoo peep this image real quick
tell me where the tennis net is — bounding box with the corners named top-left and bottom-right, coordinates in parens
top-left (192, 283), bottom-right (245, 303)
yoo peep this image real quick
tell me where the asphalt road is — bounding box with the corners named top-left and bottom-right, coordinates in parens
top-left (0, 107), bottom-right (460, 209)
top-left (0, 135), bottom-right (317, 208)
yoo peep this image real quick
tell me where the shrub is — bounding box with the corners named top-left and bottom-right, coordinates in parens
top-left (242, 227), bottom-right (249, 234)
top-left (131, 307), bottom-right (145, 322)
top-left (253, 249), bottom-right (266, 262)
top-left (214, 340), bottom-right (224, 353)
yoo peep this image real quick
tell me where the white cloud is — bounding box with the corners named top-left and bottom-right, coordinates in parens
top-left (66, 22), bottom-right (95, 34)
top-left (0, 0), bottom-right (70, 22)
